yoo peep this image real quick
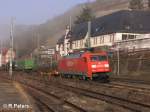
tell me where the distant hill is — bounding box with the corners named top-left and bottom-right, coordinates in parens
top-left (42, 0), bottom-right (129, 44)
top-left (44, 0), bottom-right (129, 46)
top-left (2, 0), bottom-right (145, 56)
top-left (0, 24), bottom-right (10, 44)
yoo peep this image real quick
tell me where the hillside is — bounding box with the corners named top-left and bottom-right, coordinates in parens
top-left (41, 0), bottom-right (130, 44)
top-left (1, 0), bottom-right (133, 56)
top-left (44, 0), bottom-right (129, 46)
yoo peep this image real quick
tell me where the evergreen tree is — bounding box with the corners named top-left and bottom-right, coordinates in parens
top-left (129, 0), bottom-right (144, 10)
top-left (74, 6), bottom-right (95, 24)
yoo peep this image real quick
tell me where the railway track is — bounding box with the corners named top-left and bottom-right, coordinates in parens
top-left (1, 72), bottom-right (150, 112)
top-left (32, 95), bottom-right (56, 112)
top-left (55, 82), bottom-right (150, 112)
top-left (0, 75), bottom-right (54, 112)
top-left (108, 77), bottom-right (150, 93)
top-left (15, 73), bottom-right (150, 112)
top-left (0, 73), bottom-right (88, 112)
top-left (111, 77), bottom-right (150, 85)
top-left (109, 82), bottom-right (150, 92)
top-left (23, 82), bottom-right (86, 112)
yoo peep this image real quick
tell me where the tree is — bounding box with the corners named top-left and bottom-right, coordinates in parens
top-left (74, 6), bottom-right (95, 24)
top-left (129, 0), bottom-right (144, 10)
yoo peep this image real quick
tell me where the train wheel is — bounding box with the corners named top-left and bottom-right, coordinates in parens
top-left (70, 75), bottom-right (73, 78)
top-left (67, 74), bottom-right (72, 78)
top-left (96, 74), bottom-right (110, 83)
top-left (82, 75), bottom-right (87, 80)
top-left (79, 75), bottom-right (82, 80)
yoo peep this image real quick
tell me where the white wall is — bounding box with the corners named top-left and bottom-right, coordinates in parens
top-left (56, 44), bottom-right (59, 52)
top-left (58, 44), bottom-right (64, 56)
top-left (89, 34), bottom-right (115, 47)
top-left (115, 33), bottom-right (122, 41)
top-left (114, 33), bottom-right (150, 50)
top-left (72, 39), bottom-right (85, 50)
top-left (72, 33), bottom-right (115, 50)
top-left (57, 32), bottom-right (150, 55)
top-left (115, 33), bottom-right (146, 41)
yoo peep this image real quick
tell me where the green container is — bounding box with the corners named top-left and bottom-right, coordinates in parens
top-left (16, 60), bottom-right (24, 70)
top-left (17, 58), bottom-right (37, 71)
top-left (24, 59), bottom-right (34, 70)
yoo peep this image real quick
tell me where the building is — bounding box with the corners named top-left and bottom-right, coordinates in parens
top-left (56, 10), bottom-right (150, 55)
top-left (39, 46), bottom-right (55, 59)
top-left (56, 26), bottom-right (73, 56)
top-left (1, 48), bottom-right (15, 65)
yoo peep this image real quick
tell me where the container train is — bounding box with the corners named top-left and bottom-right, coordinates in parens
top-left (58, 51), bottom-right (111, 80)
top-left (4, 51), bottom-right (111, 81)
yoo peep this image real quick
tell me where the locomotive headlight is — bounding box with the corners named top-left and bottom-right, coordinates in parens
top-left (92, 65), bottom-right (97, 68)
top-left (104, 64), bottom-right (109, 68)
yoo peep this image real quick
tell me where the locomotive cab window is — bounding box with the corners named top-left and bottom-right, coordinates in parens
top-left (90, 55), bottom-right (107, 61)
top-left (91, 56), bottom-right (98, 61)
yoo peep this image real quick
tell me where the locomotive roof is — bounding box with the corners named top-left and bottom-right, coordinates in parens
top-left (64, 52), bottom-right (84, 58)
top-left (64, 51), bottom-right (107, 59)
top-left (71, 10), bottom-right (150, 41)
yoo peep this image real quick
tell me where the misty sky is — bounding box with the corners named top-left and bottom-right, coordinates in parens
top-left (0, 0), bottom-right (88, 25)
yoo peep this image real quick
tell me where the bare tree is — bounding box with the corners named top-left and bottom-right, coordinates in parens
top-left (129, 0), bottom-right (144, 10)
top-left (148, 0), bottom-right (150, 9)
top-left (74, 6), bottom-right (95, 24)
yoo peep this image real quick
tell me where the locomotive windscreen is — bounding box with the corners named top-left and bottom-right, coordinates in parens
top-left (90, 55), bottom-right (107, 61)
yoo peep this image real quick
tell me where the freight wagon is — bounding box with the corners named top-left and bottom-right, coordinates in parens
top-left (58, 51), bottom-right (111, 80)
top-left (16, 58), bottom-right (37, 71)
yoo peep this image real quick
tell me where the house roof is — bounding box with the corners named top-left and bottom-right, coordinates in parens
top-left (71, 10), bottom-right (150, 41)
top-left (1, 48), bottom-right (16, 56)
top-left (71, 22), bottom-right (88, 41)
top-left (2, 48), bottom-right (9, 56)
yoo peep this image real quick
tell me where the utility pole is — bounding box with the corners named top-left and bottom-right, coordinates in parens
top-left (9, 18), bottom-right (14, 78)
top-left (117, 42), bottom-right (120, 76)
top-left (87, 21), bottom-right (91, 48)
top-left (69, 16), bottom-right (72, 31)
top-left (36, 33), bottom-right (40, 62)
top-left (37, 33), bottom-right (40, 50)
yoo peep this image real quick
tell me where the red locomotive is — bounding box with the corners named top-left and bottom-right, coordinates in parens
top-left (58, 51), bottom-right (110, 80)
